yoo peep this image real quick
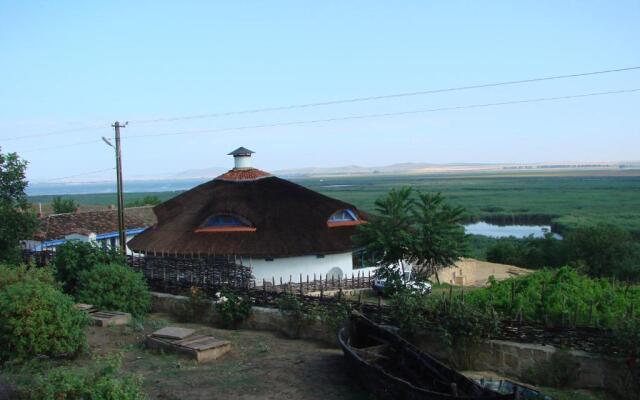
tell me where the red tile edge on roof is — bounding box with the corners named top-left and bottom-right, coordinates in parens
top-left (215, 168), bottom-right (272, 181)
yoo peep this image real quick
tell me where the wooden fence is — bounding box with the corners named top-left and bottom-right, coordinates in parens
top-left (254, 271), bottom-right (375, 295)
top-left (19, 249), bottom-right (624, 356)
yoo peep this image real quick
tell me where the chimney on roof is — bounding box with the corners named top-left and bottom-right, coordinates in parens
top-left (228, 147), bottom-right (254, 170)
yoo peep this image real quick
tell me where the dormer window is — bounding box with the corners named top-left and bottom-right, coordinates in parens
top-left (195, 214), bottom-right (256, 233)
top-left (327, 209), bottom-right (365, 227)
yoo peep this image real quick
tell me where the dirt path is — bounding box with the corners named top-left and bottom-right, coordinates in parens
top-left (87, 314), bottom-right (371, 400)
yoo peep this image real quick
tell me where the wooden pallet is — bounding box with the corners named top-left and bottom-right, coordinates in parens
top-left (75, 303), bottom-right (98, 313)
top-left (90, 311), bottom-right (132, 327)
top-left (147, 328), bottom-right (231, 363)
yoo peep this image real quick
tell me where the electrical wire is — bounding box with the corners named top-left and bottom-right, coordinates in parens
top-left (3, 65), bottom-right (639, 142)
top-left (124, 88), bottom-right (640, 140)
top-left (128, 66), bottom-right (640, 125)
top-left (15, 87), bottom-right (640, 152)
top-left (20, 139), bottom-right (104, 154)
top-left (43, 167), bottom-right (116, 182)
top-left (3, 123), bottom-right (109, 142)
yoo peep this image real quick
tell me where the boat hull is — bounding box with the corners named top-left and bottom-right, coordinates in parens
top-left (338, 314), bottom-right (514, 400)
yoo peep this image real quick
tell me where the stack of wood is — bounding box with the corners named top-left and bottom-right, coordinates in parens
top-left (74, 303), bottom-right (132, 327)
top-left (146, 327), bottom-right (231, 363)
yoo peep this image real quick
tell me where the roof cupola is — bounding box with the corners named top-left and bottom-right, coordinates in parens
top-left (228, 147), bottom-right (254, 170)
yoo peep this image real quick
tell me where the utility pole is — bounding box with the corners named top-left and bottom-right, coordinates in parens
top-left (111, 121), bottom-right (127, 255)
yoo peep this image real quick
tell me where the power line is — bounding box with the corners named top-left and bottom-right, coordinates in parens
top-left (123, 88), bottom-right (640, 140)
top-left (129, 66), bottom-right (640, 125)
top-left (42, 167), bottom-right (116, 182)
top-left (3, 123), bottom-right (109, 142)
top-left (15, 87), bottom-right (640, 152)
top-left (3, 66), bottom-right (639, 142)
top-left (20, 139), bottom-right (104, 154)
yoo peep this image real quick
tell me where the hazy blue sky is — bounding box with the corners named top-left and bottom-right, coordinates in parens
top-left (1, 1), bottom-right (639, 182)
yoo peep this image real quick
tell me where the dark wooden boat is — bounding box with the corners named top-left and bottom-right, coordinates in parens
top-left (338, 312), bottom-right (515, 400)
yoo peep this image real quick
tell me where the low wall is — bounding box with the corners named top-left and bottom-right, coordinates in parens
top-left (151, 292), bottom-right (336, 344)
top-left (415, 334), bottom-right (631, 392)
top-left (151, 292), bottom-right (631, 393)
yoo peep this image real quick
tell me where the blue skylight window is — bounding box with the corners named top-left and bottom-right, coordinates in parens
top-left (328, 209), bottom-right (358, 222)
top-left (204, 214), bottom-right (247, 227)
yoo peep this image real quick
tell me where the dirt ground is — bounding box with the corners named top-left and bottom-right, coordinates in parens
top-left (87, 313), bottom-right (372, 400)
top-left (435, 258), bottom-right (533, 287)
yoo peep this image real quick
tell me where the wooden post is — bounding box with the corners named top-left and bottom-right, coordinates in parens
top-left (306, 274), bottom-right (309, 293)
top-left (511, 280), bottom-right (515, 315)
top-left (299, 273), bottom-right (303, 296)
top-left (263, 279), bottom-right (267, 294)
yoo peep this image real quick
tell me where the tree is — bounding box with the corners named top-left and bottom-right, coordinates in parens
top-left (354, 188), bottom-right (466, 285)
top-left (410, 193), bottom-right (466, 282)
top-left (0, 148), bottom-right (38, 264)
top-left (126, 195), bottom-right (162, 207)
top-left (353, 187), bottom-right (414, 280)
top-left (52, 196), bottom-right (79, 213)
top-left (566, 224), bottom-right (640, 281)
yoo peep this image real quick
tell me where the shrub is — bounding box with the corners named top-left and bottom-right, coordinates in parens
top-left (0, 264), bottom-right (57, 291)
top-left (389, 290), bottom-right (431, 337)
top-left (76, 263), bottom-right (151, 318)
top-left (51, 196), bottom-right (78, 214)
top-left (466, 267), bottom-right (640, 329)
top-left (0, 281), bottom-right (88, 361)
top-left (52, 241), bottom-right (125, 295)
top-left (214, 289), bottom-right (252, 329)
top-left (172, 286), bottom-right (212, 322)
top-left (27, 353), bottom-right (146, 399)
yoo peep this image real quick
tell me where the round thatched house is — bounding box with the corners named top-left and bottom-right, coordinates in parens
top-left (128, 147), bottom-right (373, 283)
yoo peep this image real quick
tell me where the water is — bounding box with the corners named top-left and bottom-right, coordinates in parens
top-left (464, 221), bottom-right (559, 239)
top-left (27, 178), bottom-right (208, 196)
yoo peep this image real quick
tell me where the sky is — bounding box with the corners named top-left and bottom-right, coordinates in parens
top-left (1, 1), bottom-right (639, 183)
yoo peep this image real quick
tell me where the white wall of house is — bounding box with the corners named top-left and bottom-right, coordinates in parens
top-left (248, 251), bottom-right (377, 285)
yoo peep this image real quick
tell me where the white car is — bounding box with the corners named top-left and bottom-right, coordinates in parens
top-left (372, 272), bottom-right (432, 296)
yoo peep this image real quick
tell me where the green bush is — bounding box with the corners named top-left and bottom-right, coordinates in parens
top-left (0, 281), bottom-right (88, 361)
top-left (52, 241), bottom-right (125, 295)
top-left (465, 267), bottom-right (640, 329)
top-left (0, 264), bottom-right (57, 291)
top-left (27, 353), bottom-right (146, 399)
top-left (214, 289), bottom-right (252, 329)
top-left (172, 286), bottom-right (212, 322)
top-left (76, 263), bottom-right (151, 318)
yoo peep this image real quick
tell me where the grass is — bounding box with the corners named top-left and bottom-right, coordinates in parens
top-left (29, 169), bottom-right (640, 234)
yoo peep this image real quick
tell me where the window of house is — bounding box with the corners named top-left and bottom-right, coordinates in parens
top-left (196, 214), bottom-right (256, 232)
top-left (352, 249), bottom-right (376, 269)
top-left (204, 214), bottom-right (247, 227)
top-left (328, 209), bottom-right (358, 222)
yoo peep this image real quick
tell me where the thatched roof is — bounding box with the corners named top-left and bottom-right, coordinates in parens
top-left (128, 170), bottom-right (367, 257)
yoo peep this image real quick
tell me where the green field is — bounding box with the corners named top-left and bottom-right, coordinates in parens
top-left (30, 169), bottom-right (640, 235)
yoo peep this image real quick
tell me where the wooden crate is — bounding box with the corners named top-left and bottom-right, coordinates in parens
top-left (147, 328), bottom-right (231, 363)
top-left (90, 311), bottom-right (132, 327)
